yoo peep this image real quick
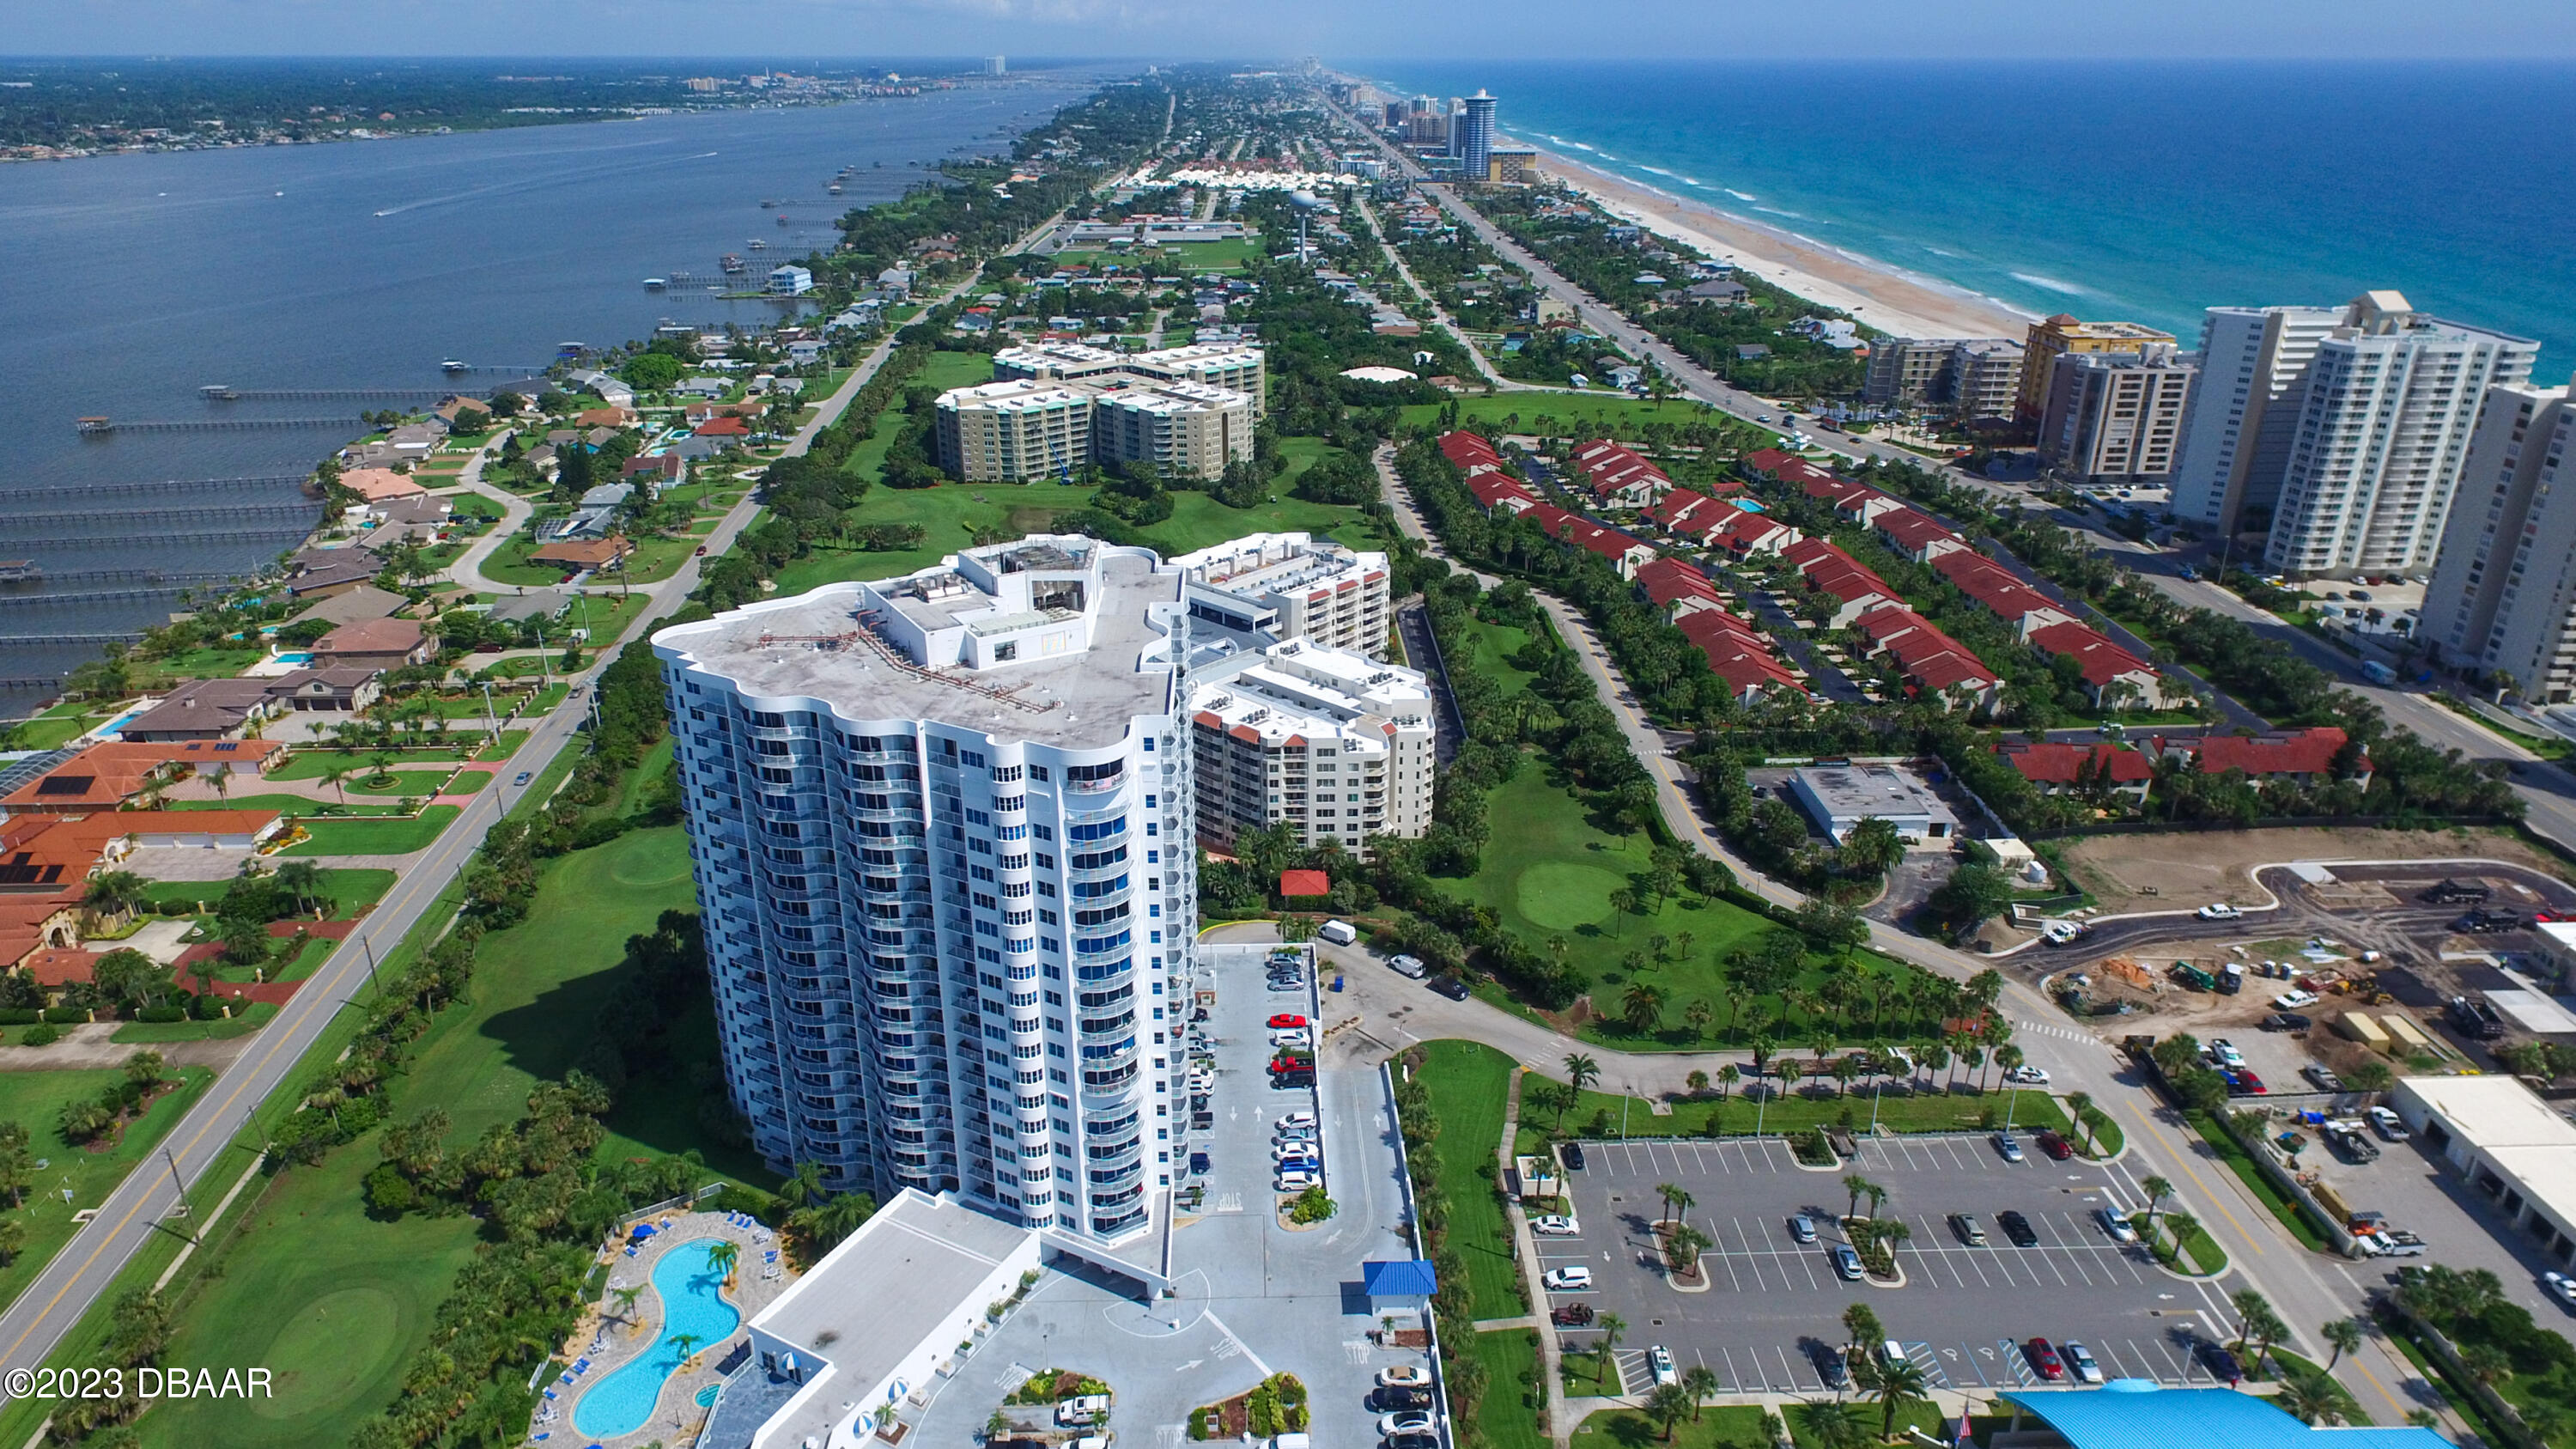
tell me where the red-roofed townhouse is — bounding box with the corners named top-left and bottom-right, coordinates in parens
top-left (1466, 468), bottom-right (1539, 515)
top-left (1705, 507), bottom-right (1798, 557)
top-left (1587, 459), bottom-right (1667, 508)
top-left (1634, 557), bottom-right (1722, 618)
top-left (1874, 508), bottom-right (1969, 564)
top-left (1853, 605), bottom-right (2000, 711)
top-left (2160, 728), bottom-right (2366, 786)
top-left (1996, 741), bottom-right (2154, 802)
top-left (1438, 431), bottom-right (1504, 471)
top-left (1646, 489), bottom-right (1721, 537)
top-left (2028, 621), bottom-right (2168, 709)
top-left (1675, 611), bottom-right (1805, 703)
top-left (1934, 553), bottom-right (2077, 636)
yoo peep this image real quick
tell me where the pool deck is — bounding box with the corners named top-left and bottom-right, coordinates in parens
top-left (538, 1209), bottom-right (798, 1448)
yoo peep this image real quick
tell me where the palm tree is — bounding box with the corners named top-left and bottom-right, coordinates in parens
top-left (1777, 1058), bottom-right (1805, 1101)
top-left (1684, 998), bottom-right (1715, 1041)
top-left (1842, 1173), bottom-right (1874, 1221)
top-left (1595, 1312), bottom-right (1626, 1390)
top-left (785, 1160), bottom-right (828, 1208)
top-left (1622, 982), bottom-right (1666, 1035)
top-left (1873, 1357), bottom-right (1929, 1440)
top-left (1801, 1399), bottom-right (1863, 1449)
top-left (2067, 1091), bottom-right (2097, 1153)
top-left (2277, 1374), bottom-right (2345, 1427)
top-left (2141, 1174), bottom-right (2172, 1228)
top-left (1665, 1185), bottom-right (1697, 1226)
top-left (2230, 1288), bottom-right (2274, 1355)
top-left (2160, 1210), bottom-right (2202, 1268)
top-left (319, 763), bottom-right (352, 804)
top-left (1564, 1053), bottom-right (1601, 1095)
top-left (667, 1330), bottom-right (704, 1366)
top-left (610, 1284), bottom-right (643, 1330)
top-left (1646, 1383), bottom-right (1694, 1440)
top-left (1681, 1365), bottom-right (1718, 1420)
top-left (1717, 1064), bottom-right (1739, 1105)
top-left (706, 1239), bottom-right (741, 1288)
top-left (1841, 1304), bottom-right (1882, 1358)
top-left (82, 871), bottom-right (149, 925)
top-left (2322, 1317), bottom-right (2366, 1371)
top-left (1665, 1225), bottom-right (1710, 1276)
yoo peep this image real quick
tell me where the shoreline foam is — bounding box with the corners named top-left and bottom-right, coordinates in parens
top-left (1502, 132), bottom-right (2038, 339)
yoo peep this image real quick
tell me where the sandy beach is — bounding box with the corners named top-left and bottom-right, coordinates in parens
top-left (1510, 136), bottom-right (2038, 339)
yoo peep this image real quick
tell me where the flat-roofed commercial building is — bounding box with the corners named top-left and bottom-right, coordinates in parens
top-left (1785, 762), bottom-right (1959, 849)
top-left (1171, 532), bottom-right (1393, 659)
top-left (2391, 1075), bottom-right (2576, 1267)
top-left (653, 536), bottom-right (1200, 1244)
top-left (1188, 639), bottom-right (1436, 856)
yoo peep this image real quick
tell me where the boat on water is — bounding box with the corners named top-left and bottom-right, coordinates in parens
top-left (441, 359), bottom-right (469, 373)
top-left (0, 561), bottom-right (44, 584)
top-left (777, 214), bottom-right (791, 227)
top-left (828, 182), bottom-right (842, 195)
top-left (721, 254), bottom-right (745, 273)
top-left (746, 239), bottom-right (768, 251)
top-left (761, 199), bottom-right (776, 209)
top-left (556, 342), bottom-right (586, 359)
top-left (643, 277), bottom-right (667, 290)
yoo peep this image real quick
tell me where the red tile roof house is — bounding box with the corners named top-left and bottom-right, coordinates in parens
top-left (2157, 727), bottom-right (2369, 786)
top-left (1996, 740), bottom-right (2155, 802)
top-left (692, 415), bottom-right (752, 443)
top-left (1438, 431), bottom-right (1504, 471)
top-left (1278, 868), bottom-right (1333, 902)
top-left (1465, 466), bottom-right (1540, 515)
top-left (1933, 553), bottom-right (2079, 636)
top-left (1528, 505), bottom-right (1657, 580)
top-left (312, 617), bottom-right (435, 670)
top-left (1646, 489), bottom-right (1728, 538)
top-left (1873, 508), bottom-right (1971, 565)
top-left (1634, 557), bottom-right (1722, 617)
top-left (1704, 507), bottom-right (1800, 557)
top-left (1853, 605), bottom-right (2001, 711)
top-left (1585, 459), bottom-right (1668, 509)
top-left (1781, 539), bottom-right (1900, 626)
top-left (1677, 610), bottom-right (1805, 703)
top-left (2028, 620), bottom-right (2170, 709)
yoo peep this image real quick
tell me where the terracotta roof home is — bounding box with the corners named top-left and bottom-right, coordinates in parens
top-left (1646, 489), bottom-right (1726, 537)
top-left (1572, 441), bottom-right (1672, 507)
top-left (1742, 447), bottom-right (1840, 488)
top-left (1933, 553), bottom-right (2076, 634)
top-left (1634, 557), bottom-right (1722, 614)
top-left (1279, 868), bottom-right (1332, 899)
top-left (0, 740), bottom-right (281, 816)
top-left (1676, 611), bottom-right (1804, 703)
top-left (576, 406), bottom-right (640, 428)
top-left (337, 467), bottom-right (426, 504)
top-left (1705, 507), bottom-right (1798, 557)
top-left (1874, 508), bottom-right (1969, 564)
top-left (1852, 605), bottom-right (1998, 709)
top-left (2162, 727), bottom-right (2366, 785)
top-left (313, 617), bottom-right (434, 669)
top-left (118, 677), bottom-right (287, 743)
top-left (1438, 431), bottom-right (1504, 471)
top-left (1997, 740), bottom-right (2154, 801)
top-left (1527, 506), bottom-right (1656, 579)
top-left (529, 537), bottom-right (635, 573)
top-left (1466, 469), bottom-right (1539, 514)
top-left (693, 415), bottom-right (750, 439)
top-left (623, 454), bottom-right (686, 487)
top-left (2028, 621), bottom-right (2167, 707)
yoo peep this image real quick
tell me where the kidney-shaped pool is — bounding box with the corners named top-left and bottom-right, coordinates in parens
top-left (573, 1236), bottom-right (743, 1440)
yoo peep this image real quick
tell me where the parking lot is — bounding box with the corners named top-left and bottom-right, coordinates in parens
top-left (1547, 1135), bottom-right (2252, 1397)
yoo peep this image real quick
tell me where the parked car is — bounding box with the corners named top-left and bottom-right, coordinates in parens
top-left (2004, 1064), bottom-right (2050, 1086)
top-left (2209, 1038), bottom-right (2247, 1068)
top-left (1788, 1214), bottom-right (1818, 1245)
top-left (2063, 1342), bottom-right (2104, 1385)
top-left (2233, 1069), bottom-right (2269, 1095)
top-left (1279, 1111), bottom-right (1317, 1129)
top-left (1371, 1388), bottom-right (1435, 1413)
top-left (1542, 1266), bottom-right (1595, 1292)
top-left (1649, 1346), bottom-right (1677, 1386)
top-left (1276, 1169), bottom-right (1320, 1191)
top-left (2275, 989), bottom-right (2321, 1010)
top-left (2545, 1273), bottom-right (2576, 1312)
top-left (1832, 1245), bottom-right (1865, 1280)
top-left (1949, 1212), bottom-right (1988, 1246)
top-left (1188, 1151), bottom-right (1211, 1176)
top-left (2259, 1012), bottom-right (2313, 1032)
top-left (1561, 1143), bottom-right (1587, 1171)
top-left (2095, 1208), bottom-right (2137, 1243)
top-left (2035, 1129), bottom-right (2073, 1161)
top-left (2303, 1064), bottom-right (2345, 1092)
top-left (1266, 977), bottom-right (1304, 994)
top-left (1427, 976), bottom-right (1472, 1002)
top-left (1270, 1030), bottom-right (1313, 1050)
top-left (1998, 1211), bottom-right (2038, 1247)
top-left (1532, 1215), bottom-right (1578, 1236)
top-left (1549, 1303), bottom-right (1595, 1327)
top-left (1267, 1014), bottom-right (1309, 1029)
top-left (1994, 1131), bottom-right (2026, 1164)
top-left (2368, 1106), bottom-right (2411, 1141)
top-left (1814, 1343), bottom-right (1852, 1390)
top-left (1377, 1412), bottom-right (1437, 1437)
top-left (2198, 1341), bottom-right (2243, 1382)
top-left (2197, 903), bottom-right (2243, 920)
top-left (1271, 1070), bottom-right (1315, 1089)
top-left (1385, 1434), bottom-right (1439, 1449)
top-left (2024, 1338), bottom-right (2066, 1381)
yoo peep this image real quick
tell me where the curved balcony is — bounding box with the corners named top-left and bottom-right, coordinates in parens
top-left (1089, 1182), bottom-right (1145, 1210)
top-left (1079, 1010), bottom-right (1137, 1038)
top-left (1086, 1160), bottom-right (1143, 1189)
top-left (1079, 1061), bottom-right (1139, 1092)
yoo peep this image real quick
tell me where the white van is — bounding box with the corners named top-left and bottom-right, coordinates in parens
top-left (1317, 920), bottom-right (1358, 946)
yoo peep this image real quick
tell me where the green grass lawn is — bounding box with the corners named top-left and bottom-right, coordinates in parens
top-left (281, 807), bottom-right (461, 856)
top-left (134, 868), bottom-right (394, 920)
top-left (1449, 616), bottom-right (1541, 696)
top-left (1785, 1401), bottom-right (1948, 1446)
top-left (1, 707), bottom-right (102, 751)
top-left (110, 1002), bottom-right (279, 1043)
top-left (139, 825), bottom-right (740, 1449)
top-left (1532, 1078), bottom-right (2074, 1145)
top-left (1469, 1329), bottom-right (1548, 1449)
top-left (270, 746), bottom-right (496, 780)
top-left (0, 1067), bottom-right (215, 1317)
top-left (1402, 393), bottom-right (1765, 440)
top-left (168, 793), bottom-right (409, 817)
top-left (476, 728), bottom-right (532, 762)
top-left (1576, 1404), bottom-right (1774, 1449)
top-left (346, 770), bottom-right (456, 796)
top-left (1411, 1041), bottom-right (1523, 1320)
top-left (1054, 238), bottom-right (1263, 272)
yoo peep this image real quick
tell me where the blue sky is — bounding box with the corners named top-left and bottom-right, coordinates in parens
top-left (9, 0), bottom-right (2574, 60)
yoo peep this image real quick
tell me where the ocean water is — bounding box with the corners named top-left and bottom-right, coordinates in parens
top-left (0, 71), bottom-right (1109, 708)
top-left (1360, 60), bottom-right (2576, 368)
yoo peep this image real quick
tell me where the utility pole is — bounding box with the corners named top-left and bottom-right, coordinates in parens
top-left (361, 934), bottom-right (381, 995)
top-left (162, 1148), bottom-right (198, 1245)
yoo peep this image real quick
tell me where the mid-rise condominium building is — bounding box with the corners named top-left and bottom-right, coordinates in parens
top-left (2257, 293), bottom-right (2538, 578)
top-left (653, 536), bottom-right (1203, 1245)
top-left (2421, 380), bottom-right (2576, 702)
top-left (995, 342), bottom-right (1267, 419)
top-left (1170, 532), bottom-right (1394, 659)
top-left (1863, 337), bottom-right (2027, 420)
top-left (938, 343), bottom-right (1267, 484)
top-left (2014, 314), bottom-right (2178, 424)
top-left (1188, 639), bottom-right (1437, 855)
top-left (2035, 349), bottom-right (2196, 484)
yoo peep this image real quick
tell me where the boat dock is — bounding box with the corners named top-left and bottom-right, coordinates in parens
top-left (0, 474), bottom-right (306, 504)
top-left (77, 416), bottom-right (361, 435)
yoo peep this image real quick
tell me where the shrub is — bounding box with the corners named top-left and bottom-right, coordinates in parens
top-left (135, 1006), bottom-right (188, 1024)
top-left (40, 1007), bottom-right (87, 1025)
top-left (0, 1009), bottom-right (40, 1026)
top-left (20, 1023), bottom-right (58, 1047)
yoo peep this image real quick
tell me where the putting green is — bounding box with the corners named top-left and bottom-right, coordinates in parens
top-left (1514, 861), bottom-right (1625, 931)
top-left (246, 1286), bottom-right (407, 1425)
top-left (605, 826), bottom-right (690, 886)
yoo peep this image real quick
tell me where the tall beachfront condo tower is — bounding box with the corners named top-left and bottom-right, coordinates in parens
top-left (2014, 315), bottom-right (2176, 424)
top-left (653, 537), bottom-right (1200, 1245)
top-left (2258, 293), bottom-right (2537, 579)
top-left (1456, 91), bottom-right (1498, 181)
top-left (2167, 303), bottom-right (2348, 536)
top-left (2421, 381), bottom-right (2576, 703)
top-left (2034, 349), bottom-right (2196, 485)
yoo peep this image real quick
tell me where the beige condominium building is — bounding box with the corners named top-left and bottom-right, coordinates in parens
top-left (1171, 532), bottom-right (1394, 659)
top-left (2036, 347), bottom-right (2196, 484)
top-left (1188, 639), bottom-right (1437, 856)
top-left (2421, 379), bottom-right (2576, 702)
top-left (939, 344), bottom-right (1268, 484)
top-left (2014, 314), bottom-right (2178, 423)
top-left (993, 342), bottom-right (1267, 418)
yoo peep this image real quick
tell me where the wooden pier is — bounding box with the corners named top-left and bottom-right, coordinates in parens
top-left (77, 417), bottom-right (360, 435)
top-left (0, 475), bottom-right (305, 504)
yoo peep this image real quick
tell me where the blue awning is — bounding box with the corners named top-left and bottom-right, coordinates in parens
top-left (629, 1223), bottom-right (659, 1239)
top-left (1362, 1259), bottom-right (1437, 1297)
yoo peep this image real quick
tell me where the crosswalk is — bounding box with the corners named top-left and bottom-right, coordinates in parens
top-left (2014, 1018), bottom-right (2111, 1047)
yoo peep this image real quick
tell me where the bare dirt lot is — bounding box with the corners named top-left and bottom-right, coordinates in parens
top-left (2055, 826), bottom-right (2567, 914)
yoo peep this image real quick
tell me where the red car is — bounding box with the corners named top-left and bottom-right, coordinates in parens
top-left (2035, 1129), bottom-right (2073, 1160)
top-left (2025, 1338), bottom-right (2065, 1380)
top-left (1267, 1014), bottom-right (1309, 1029)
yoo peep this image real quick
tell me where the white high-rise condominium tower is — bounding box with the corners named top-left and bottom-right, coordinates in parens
top-left (2168, 303), bottom-right (2347, 534)
top-left (2260, 293), bottom-right (2538, 578)
top-left (2421, 381), bottom-right (2576, 703)
top-left (653, 537), bottom-right (1199, 1244)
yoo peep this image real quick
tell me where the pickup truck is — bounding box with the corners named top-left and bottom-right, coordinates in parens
top-left (2359, 1230), bottom-right (2429, 1257)
top-left (2323, 1121), bottom-right (2381, 1163)
top-left (2450, 995), bottom-right (2508, 1040)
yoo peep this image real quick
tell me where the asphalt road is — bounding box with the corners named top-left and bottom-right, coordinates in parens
top-left (0, 245), bottom-right (1031, 1392)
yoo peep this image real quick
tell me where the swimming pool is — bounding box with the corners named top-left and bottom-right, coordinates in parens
top-left (270, 650), bottom-right (313, 666)
top-left (572, 1237), bottom-right (742, 1440)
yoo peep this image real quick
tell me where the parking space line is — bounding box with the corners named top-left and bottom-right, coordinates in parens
top-left (1774, 1344), bottom-right (1805, 1394)
top-left (1718, 1345), bottom-right (1746, 1394)
top-left (2036, 1214), bottom-right (2100, 1287)
top-left (1726, 1217), bottom-right (1770, 1291)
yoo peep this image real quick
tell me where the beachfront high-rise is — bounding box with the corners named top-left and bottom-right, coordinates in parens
top-left (1862, 337), bottom-right (2026, 422)
top-left (653, 537), bottom-right (1200, 1245)
top-left (2421, 380), bottom-right (2576, 702)
top-left (2014, 314), bottom-right (2178, 424)
top-left (1455, 91), bottom-right (1498, 182)
top-left (2256, 293), bottom-right (2538, 578)
top-left (2167, 303), bottom-right (2349, 536)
